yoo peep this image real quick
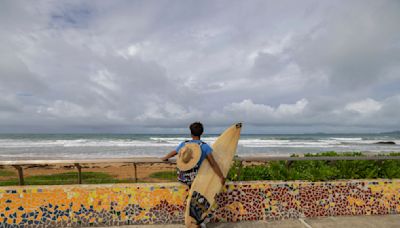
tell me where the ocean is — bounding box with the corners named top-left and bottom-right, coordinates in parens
top-left (0, 133), bottom-right (399, 160)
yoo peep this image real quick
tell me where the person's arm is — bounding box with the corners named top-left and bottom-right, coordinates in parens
top-left (162, 142), bottom-right (184, 161)
top-left (206, 153), bottom-right (225, 185)
top-left (161, 150), bottom-right (177, 161)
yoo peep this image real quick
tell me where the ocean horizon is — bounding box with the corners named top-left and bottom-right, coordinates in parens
top-left (0, 133), bottom-right (399, 160)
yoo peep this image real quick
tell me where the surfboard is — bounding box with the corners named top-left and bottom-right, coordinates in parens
top-left (184, 123), bottom-right (242, 227)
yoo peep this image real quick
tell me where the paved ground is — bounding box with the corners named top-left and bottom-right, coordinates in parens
top-left (100, 214), bottom-right (400, 228)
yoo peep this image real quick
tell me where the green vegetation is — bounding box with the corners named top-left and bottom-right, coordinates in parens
top-left (0, 172), bottom-right (132, 186)
top-left (0, 170), bottom-right (15, 177)
top-left (227, 152), bottom-right (400, 182)
top-left (149, 171), bottom-right (176, 181)
top-left (1, 152), bottom-right (399, 186)
top-left (130, 152), bottom-right (400, 182)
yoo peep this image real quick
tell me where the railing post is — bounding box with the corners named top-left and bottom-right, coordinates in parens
top-left (74, 163), bottom-right (82, 184)
top-left (133, 163), bottom-right (138, 183)
top-left (13, 165), bottom-right (24, 186)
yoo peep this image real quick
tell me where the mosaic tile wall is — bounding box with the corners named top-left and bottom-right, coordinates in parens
top-left (0, 180), bottom-right (399, 227)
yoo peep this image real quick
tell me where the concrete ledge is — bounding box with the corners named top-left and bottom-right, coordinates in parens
top-left (0, 180), bottom-right (400, 227)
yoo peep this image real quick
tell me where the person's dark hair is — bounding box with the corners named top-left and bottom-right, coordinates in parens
top-left (190, 122), bottom-right (204, 137)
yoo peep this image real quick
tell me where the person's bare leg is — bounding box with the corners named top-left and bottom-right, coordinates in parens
top-left (187, 221), bottom-right (200, 228)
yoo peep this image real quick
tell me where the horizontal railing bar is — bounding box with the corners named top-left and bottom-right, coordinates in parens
top-left (236, 156), bottom-right (400, 162)
top-left (0, 157), bottom-right (174, 166)
top-left (1, 156), bottom-right (400, 166)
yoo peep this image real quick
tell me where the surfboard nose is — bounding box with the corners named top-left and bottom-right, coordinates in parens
top-left (236, 123), bottom-right (242, 128)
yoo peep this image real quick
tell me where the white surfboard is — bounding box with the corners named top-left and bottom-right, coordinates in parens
top-left (185, 123), bottom-right (242, 227)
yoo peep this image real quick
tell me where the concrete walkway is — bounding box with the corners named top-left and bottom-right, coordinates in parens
top-left (103, 215), bottom-right (400, 228)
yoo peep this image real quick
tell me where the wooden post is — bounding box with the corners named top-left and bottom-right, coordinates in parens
top-left (133, 163), bottom-right (138, 183)
top-left (13, 165), bottom-right (24, 186)
top-left (74, 163), bottom-right (82, 184)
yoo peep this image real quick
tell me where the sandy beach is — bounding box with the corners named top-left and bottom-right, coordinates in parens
top-left (0, 162), bottom-right (178, 183)
top-left (0, 159), bottom-right (272, 184)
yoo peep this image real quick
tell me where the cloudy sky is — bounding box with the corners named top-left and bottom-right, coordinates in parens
top-left (1, 0), bottom-right (400, 134)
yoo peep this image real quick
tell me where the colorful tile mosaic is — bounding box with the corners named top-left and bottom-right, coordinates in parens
top-left (0, 180), bottom-right (399, 227)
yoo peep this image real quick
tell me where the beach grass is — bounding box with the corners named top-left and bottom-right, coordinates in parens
top-left (0, 172), bottom-right (133, 186)
top-left (149, 171), bottom-right (176, 181)
top-left (228, 152), bottom-right (400, 182)
top-left (0, 170), bottom-right (15, 177)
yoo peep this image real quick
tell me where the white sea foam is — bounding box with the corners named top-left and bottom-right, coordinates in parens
top-left (238, 139), bottom-right (345, 148)
top-left (0, 137), bottom-right (398, 149)
top-left (0, 139), bottom-right (173, 148)
top-left (330, 137), bottom-right (363, 141)
top-left (0, 135), bottom-right (399, 160)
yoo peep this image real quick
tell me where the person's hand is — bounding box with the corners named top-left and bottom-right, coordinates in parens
top-left (161, 157), bottom-right (169, 162)
top-left (220, 176), bottom-right (226, 186)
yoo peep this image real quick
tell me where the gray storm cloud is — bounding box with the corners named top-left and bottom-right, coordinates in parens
top-left (0, 0), bottom-right (399, 133)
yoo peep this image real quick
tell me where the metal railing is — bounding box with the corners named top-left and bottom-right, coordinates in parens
top-left (1, 155), bottom-right (400, 186)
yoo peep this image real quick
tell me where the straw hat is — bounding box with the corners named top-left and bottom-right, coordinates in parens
top-left (176, 143), bottom-right (202, 171)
